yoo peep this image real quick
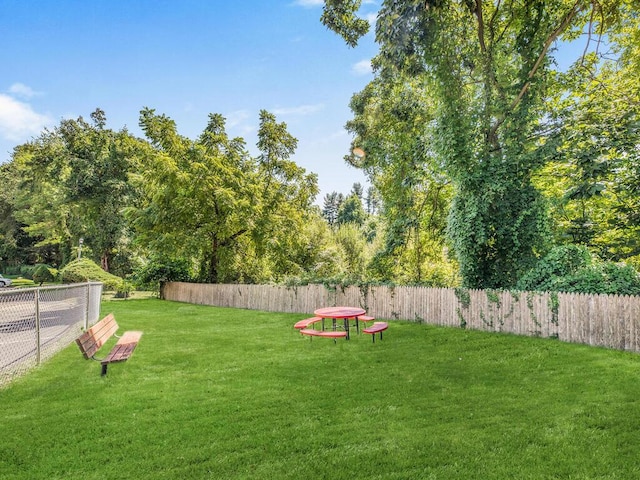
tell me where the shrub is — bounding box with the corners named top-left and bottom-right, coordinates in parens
top-left (10, 278), bottom-right (36, 287)
top-left (133, 257), bottom-right (192, 292)
top-left (60, 258), bottom-right (124, 291)
top-left (32, 264), bottom-right (56, 285)
top-left (517, 245), bottom-right (640, 295)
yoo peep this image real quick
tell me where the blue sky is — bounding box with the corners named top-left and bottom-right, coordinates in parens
top-left (0, 0), bottom-right (379, 201)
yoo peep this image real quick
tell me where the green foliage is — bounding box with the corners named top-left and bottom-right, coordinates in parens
top-left (133, 257), bottom-right (192, 292)
top-left (517, 245), bottom-right (640, 295)
top-left (346, 73), bottom-right (454, 285)
top-left (60, 258), bottom-right (124, 290)
top-left (538, 8), bottom-right (640, 262)
top-left (31, 264), bottom-right (56, 285)
top-left (321, 191), bottom-right (344, 226)
top-left (5, 109), bottom-right (142, 272)
top-left (324, 1), bottom-right (637, 289)
top-left (113, 281), bottom-right (134, 299)
top-left (320, 0), bottom-right (370, 47)
top-left (131, 108), bottom-right (318, 284)
top-left (333, 223), bottom-right (369, 279)
top-left (8, 277), bottom-right (36, 287)
top-left (336, 194), bottom-right (366, 226)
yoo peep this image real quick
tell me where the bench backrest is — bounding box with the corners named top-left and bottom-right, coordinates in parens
top-left (76, 313), bottom-right (119, 359)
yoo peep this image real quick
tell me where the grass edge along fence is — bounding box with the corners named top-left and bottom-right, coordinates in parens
top-left (0, 282), bottom-right (103, 387)
top-left (163, 282), bottom-right (640, 353)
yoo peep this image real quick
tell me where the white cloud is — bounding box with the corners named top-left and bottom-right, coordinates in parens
top-left (271, 104), bottom-right (325, 116)
top-left (224, 109), bottom-right (255, 138)
top-left (8, 82), bottom-right (40, 98)
top-left (291, 0), bottom-right (324, 7)
top-left (0, 94), bottom-right (52, 141)
top-left (225, 109), bottom-right (251, 129)
top-left (315, 129), bottom-right (349, 146)
top-left (352, 59), bottom-right (373, 76)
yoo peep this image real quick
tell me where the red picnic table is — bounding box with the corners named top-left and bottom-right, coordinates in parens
top-left (313, 306), bottom-right (366, 340)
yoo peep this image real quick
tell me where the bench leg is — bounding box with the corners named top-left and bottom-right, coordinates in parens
top-left (101, 363), bottom-right (108, 376)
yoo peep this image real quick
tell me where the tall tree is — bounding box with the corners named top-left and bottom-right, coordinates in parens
top-left (336, 193), bottom-right (367, 226)
top-left (364, 186), bottom-right (379, 215)
top-left (132, 108), bottom-right (318, 283)
top-left (322, 0), bottom-right (632, 288)
top-left (58, 109), bottom-right (136, 272)
top-left (540, 7), bottom-right (640, 263)
top-left (7, 110), bottom-right (140, 272)
top-left (345, 71), bottom-right (452, 283)
top-left (10, 129), bottom-right (78, 267)
top-left (350, 182), bottom-right (364, 199)
top-left (322, 191), bottom-right (344, 226)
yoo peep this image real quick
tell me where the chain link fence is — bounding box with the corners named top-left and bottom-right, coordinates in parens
top-left (0, 282), bottom-right (103, 387)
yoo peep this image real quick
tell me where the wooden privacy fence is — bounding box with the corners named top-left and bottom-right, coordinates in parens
top-left (163, 282), bottom-right (640, 353)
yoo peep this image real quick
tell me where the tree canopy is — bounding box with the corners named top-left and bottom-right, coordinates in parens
top-left (322, 0), bottom-right (640, 288)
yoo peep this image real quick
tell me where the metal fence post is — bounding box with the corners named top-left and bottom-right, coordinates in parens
top-left (35, 288), bottom-right (41, 365)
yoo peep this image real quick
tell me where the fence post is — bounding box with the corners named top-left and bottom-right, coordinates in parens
top-left (84, 282), bottom-right (90, 330)
top-left (35, 288), bottom-right (41, 365)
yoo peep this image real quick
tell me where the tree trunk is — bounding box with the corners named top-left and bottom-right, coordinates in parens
top-left (101, 252), bottom-right (109, 272)
top-left (207, 238), bottom-right (219, 283)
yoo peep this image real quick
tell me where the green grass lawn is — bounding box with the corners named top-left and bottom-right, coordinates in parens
top-left (2, 299), bottom-right (640, 479)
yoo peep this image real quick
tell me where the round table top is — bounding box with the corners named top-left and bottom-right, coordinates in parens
top-left (313, 306), bottom-right (366, 319)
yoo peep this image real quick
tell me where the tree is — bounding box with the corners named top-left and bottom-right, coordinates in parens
top-left (131, 108), bottom-right (318, 283)
top-left (345, 70), bottom-right (453, 283)
top-left (322, 191), bottom-right (344, 226)
top-left (350, 182), bottom-right (363, 199)
top-left (538, 8), bottom-right (640, 264)
top-left (10, 130), bottom-right (77, 267)
top-left (0, 161), bottom-right (29, 269)
top-left (58, 109), bottom-right (137, 273)
top-left (364, 186), bottom-right (380, 215)
top-left (7, 110), bottom-right (140, 272)
top-left (336, 193), bottom-right (366, 226)
top-left (322, 0), bottom-right (634, 288)
top-left (334, 223), bottom-right (369, 279)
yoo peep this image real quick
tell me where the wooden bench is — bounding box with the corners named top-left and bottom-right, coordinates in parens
top-left (294, 316), bottom-right (323, 330)
top-left (362, 322), bottom-right (388, 343)
top-left (76, 313), bottom-right (143, 376)
top-left (299, 328), bottom-right (347, 343)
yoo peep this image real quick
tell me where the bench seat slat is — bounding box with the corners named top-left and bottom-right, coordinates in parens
top-left (102, 331), bottom-right (143, 364)
top-left (299, 329), bottom-right (347, 338)
top-left (294, 317), bottom-right (323, 329)
top-left (103, 342), bottom-right (137, 364)
top-left (362, 322), bottom-right (388, 334)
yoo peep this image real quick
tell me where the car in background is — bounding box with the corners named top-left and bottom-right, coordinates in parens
top-left (0, 274), bottom-right (12, 287)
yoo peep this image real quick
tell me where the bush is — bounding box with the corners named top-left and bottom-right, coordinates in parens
top-left (60, 258), bottom-right (124, 291)
top-left (10, 278), bottom-right (36, 287)
top-left (133, 257), bottom-right (192, 292)
top-left (32, 264), bottom-right (56, 285)
top-left (517, 245), bottom-right (640, 295)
